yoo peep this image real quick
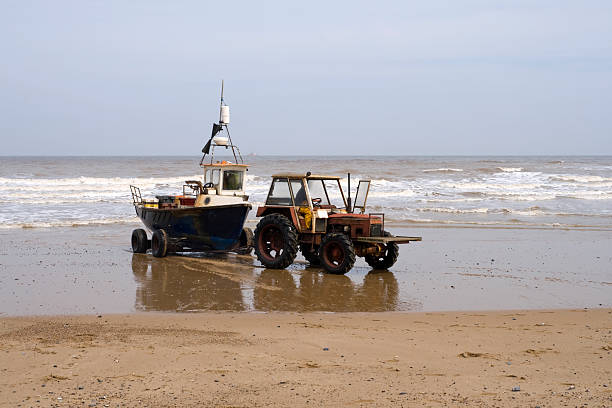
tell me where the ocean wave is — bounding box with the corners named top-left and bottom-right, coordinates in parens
top-left (414, 206), bottom-right (548, 216)
top-left (367, 189), bottom-right (416, 198)
top-left (496, 167), bottom-right (523, 172)
top-left (549, 175), bottom-right (612, 184)
top-left (440, 181), bottom-right (544, 190)
top-left (386, 216), bottom-right (606, 229)
top-left (416, 207), bottom-right (489, 214)
top-left (0, 216), bottom-right (140, 229)
top-left (0, 175), bottom-right (204, 191)
top-left (422, 168), bottom-right (464, 173)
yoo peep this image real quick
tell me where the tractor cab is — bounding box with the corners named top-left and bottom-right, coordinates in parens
top-left (256, 173), bottom-right (376, 236)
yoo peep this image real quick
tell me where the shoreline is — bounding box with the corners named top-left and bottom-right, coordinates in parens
top-left (1, 309), bottom-right (610, 407)
top-left (2, 305), bottom-right (611, 319)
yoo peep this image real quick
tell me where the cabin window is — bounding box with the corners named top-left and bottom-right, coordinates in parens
top-left (290, 179), bottom-right (308, 206)
top-left (222, 170), bottom-right (244, 191)
top-left (353, 180), bottom-right (370, 209)
top-left (266, 178), bottom-right (292, 206)
top-left (307, 180), bottom-right (330, 206)
top-left (324, 180), bottom-right (345, 208)
top-left (211, 169), bottom-right (220, 186)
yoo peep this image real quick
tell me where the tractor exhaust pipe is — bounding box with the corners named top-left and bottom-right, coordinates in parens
top-left (347, 172), bottom-right (352, 213)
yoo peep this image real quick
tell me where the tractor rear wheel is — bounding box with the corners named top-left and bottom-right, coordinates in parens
top-left (365, 231), bottom-right (399, 270)
top-left (319, 233), bottom-right (356, 275)
top-left (131, 229), bottom-right (148, 253)
top-left (300, 244), bottom-right (320, 266)
top-left (254, 214), bottom-right (298, 269)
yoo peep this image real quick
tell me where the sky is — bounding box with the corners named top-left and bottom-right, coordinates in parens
top-left (1, 0), bottom-right (611, 156)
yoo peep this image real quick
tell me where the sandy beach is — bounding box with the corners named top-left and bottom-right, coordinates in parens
top-left (1, 309), bottom-right (611, 407)
top-left (2, 222), bottom-right (611, 405)
top-left (1, 213), bottom-right (611, 406)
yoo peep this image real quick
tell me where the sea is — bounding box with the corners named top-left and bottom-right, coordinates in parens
top-left (1, 155), bottom-right (611, 230)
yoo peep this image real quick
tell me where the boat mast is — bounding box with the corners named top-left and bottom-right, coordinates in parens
top-left (200, 80), bottom-right (244, 165)
top-left (219, 80), bottom-right (241, 164)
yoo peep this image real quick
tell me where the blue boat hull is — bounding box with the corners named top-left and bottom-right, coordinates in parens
top-left (135, 203), bottom-right (251, 251)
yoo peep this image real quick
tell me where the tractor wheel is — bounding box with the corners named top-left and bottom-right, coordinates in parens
top-left (131, 229), bottom-right (148, 253)
top-left (300, 244), bottom-right (320, 266)
top-left (254, 214), bottom-right (298, 269)
top-left (235, 227), bottom-right (254, 255)
top-left (151, 229), bottom-right (168, 258)
top-left (365, 231), bottom-right (399, 270)
top-left (319, 233), bottom-right (356, 275)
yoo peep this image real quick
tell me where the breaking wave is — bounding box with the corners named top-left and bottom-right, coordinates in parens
top-left (1, 156), bottom-right (611, 229)
top-left (422, 168), bottom-right (464, 173)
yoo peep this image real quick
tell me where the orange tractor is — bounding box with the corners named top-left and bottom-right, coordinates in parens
top-left (254, 173), bottom-right (421, 274)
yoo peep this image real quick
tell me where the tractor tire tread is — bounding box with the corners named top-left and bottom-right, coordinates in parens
top-left (365, 231), bottom-right (399, 269)
top-left (152, 229), bottom-right (168, 258)
top-left (131, 229), bottom-right (148, 253)
top-left (319, 232), bottom-right (356, 275)
top-left (254, 214), bottom-right (298, 269)
top-left (235, 227), bottom-right (254, 255)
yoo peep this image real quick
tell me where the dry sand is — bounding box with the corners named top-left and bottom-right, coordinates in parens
top-left (1, 309), bottom-right (611, 407)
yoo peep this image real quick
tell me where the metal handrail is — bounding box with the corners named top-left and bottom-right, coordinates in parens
top-left (129, 185), bottom-right (142, 205)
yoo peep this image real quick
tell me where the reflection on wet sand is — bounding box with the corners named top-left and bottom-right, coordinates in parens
top-left (132, 254), bottom-right (248, 311)
top-left (132, 254), bottom-right (417, 312)
top-left (254, 269), bottom-right (401, 312)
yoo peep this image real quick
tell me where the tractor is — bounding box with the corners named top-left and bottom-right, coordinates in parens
top-left (253, 173), bottom-right (421, 274)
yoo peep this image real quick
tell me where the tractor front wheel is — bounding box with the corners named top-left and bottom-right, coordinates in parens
top-left (319, 233), bottom-right (356, 275)
top-left (365, 231), bottom-right (399, 270)
top-left (254, 214), bottom-right (298, 269)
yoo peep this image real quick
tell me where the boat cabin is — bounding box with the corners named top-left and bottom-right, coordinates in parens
top-left (202, 162), bottom-right (248, 196)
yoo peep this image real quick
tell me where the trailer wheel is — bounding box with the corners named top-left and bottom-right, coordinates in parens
top-left (319, 233), bottom-right (356, 275)
top-left (131, 229), bottom-right (148, 253)
top-left (151, 229), bottom-right (168, 258)
top-left (300, 244), bottom-right (320, 266)
top-left (235, 227), bottom-right (254, 255)
top-left (254, 214), bottom-right (298, 269)
top-left (365, 231), bottom-right (399, 270)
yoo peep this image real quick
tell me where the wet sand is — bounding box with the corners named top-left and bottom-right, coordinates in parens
top-left (1, 309), bottom-right (611, 407)
top-left (1, 224), bottom-right (611, 406)
top-left (1, 224), bottom-right (610, 315)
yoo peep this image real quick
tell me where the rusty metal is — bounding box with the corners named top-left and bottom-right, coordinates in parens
top-left (353, 236), bottom-right (422, 244)
top-left (253, 173), bottom-right (422, 274)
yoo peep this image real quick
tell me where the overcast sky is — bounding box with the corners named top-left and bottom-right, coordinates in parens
top-left (1, 0), bottom-right (611, 155)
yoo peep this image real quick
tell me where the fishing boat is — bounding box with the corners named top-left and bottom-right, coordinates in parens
top-left (129, 82), bottom-right (253, 257)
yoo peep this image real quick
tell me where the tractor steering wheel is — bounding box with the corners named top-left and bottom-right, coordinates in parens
top-left (312, 197), bottom-right (322, 206)
top-left (203, 182), bottom-right (214, 189)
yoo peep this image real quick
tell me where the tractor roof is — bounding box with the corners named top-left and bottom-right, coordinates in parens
top-left (271, 173), bottom-right (342, 180)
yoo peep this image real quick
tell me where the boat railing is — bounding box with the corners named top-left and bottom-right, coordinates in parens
top-left (130, 185), bottom-right (142, 205)
top-left (183, 180), bottom-right (204, 196)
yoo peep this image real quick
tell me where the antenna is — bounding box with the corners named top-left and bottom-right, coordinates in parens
top-left (219, 79), bottom-right (224, 122)
top-left (200, 80), bottom-right (243, 165)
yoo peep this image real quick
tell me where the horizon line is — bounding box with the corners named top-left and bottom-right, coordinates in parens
top-left (2, 154), bottom-right (612, 158)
